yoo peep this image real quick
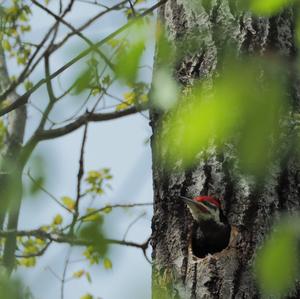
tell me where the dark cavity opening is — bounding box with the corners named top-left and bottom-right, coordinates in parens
top-left (190, 220), bottom-right (231, 258)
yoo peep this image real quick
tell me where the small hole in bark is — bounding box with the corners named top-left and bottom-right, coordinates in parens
top-left (190, 221), bottom-right (231, 258)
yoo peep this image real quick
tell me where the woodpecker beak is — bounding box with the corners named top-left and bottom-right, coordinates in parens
top-left (179, 195), bottom-right (209, 214)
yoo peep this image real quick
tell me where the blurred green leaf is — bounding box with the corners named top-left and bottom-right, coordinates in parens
top-left (115, 21), bottom-right (149, 84)
top-left (102, 205), bottom-right (112, 214)
top-left (86, 271), bottom-right (92, 283)
top-left (79, 221), bottom-right (108, 258)
top-left (0, 272), bottom-right (26, 299)
top-left (26, 154), bottom-right (46, 197)
top-left (159, 57), bottom-right (287, 177)
top-left (250, 0), bottom-right (295, 15)
top-left (73, 269), bottom-right (85, 279)
top-left (155, 21), bottom-right (174, 66)
top-left (82, 208), bottom-right (102, 222)
top-left (255, 217), bottom-right (300, 296)
top-left (115, 41), bottom-right (144, 84)
top-left (61, 196), bottom-right (75, 211)
top-left (103, 257), bottom-right (112, 269)
top-left (73, 68), bottom-right (94, 95)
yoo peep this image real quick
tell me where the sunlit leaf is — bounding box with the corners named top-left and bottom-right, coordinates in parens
top-left (19, 257), bottom-right (36, 267)
top-left (102, 205), bottom-right (112, 214)
top-left (82, 208), bottom-right (102, 222)
top-left (255, 217), bottom-right (300, 296)
top-left (159, 57), bottom-right (287, 177)
top-left (2, 40), bottom-right (11, 51)
top-left (250, 0), bottom-right (295, 15)
top-left (103, 257), bottom-right (112, 269)
top-left (114, 21), bottom-right (149, 84)
top-left (52, 214), bottom-right (63, 225)
top-left (115, 42), bottom-right (144, 84)
top-left (73, 269), bottom-right (85, 279)
top-left (61, 196), bottom-right (75, 210)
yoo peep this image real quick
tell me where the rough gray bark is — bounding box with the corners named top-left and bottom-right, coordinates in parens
top-left (151, 1), bottom-right (300, 298)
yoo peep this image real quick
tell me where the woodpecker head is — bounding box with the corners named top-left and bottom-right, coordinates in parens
top-left (179, 195), bottom-right (222, 223)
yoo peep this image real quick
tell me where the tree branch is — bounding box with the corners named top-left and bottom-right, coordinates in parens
top-left (31, 0), bottom-right (115, 71)
top-left (0, 0), bottom-right (167, 117)
top-left (35, 106), bottom-right (144, 140)
top-left (0, 229), bottom-right (150, 250)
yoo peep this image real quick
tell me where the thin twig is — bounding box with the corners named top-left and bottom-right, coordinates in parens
top-left (123, 212), bottom-right (146, 240)
top-left (61, 246), bottom-right (72, 299)
top-left (0, 0), bottom-right (167, 116)
top-left (127, 0), bottom-right (136, 17)
top-left (78, 202), bottom-right (152, 223)
top-left (69, 123), bottom-right (88, 234)
top-left (26, 170), bottom-right (73, 213)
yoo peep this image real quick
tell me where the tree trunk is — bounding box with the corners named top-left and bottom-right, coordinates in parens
top-left (0, 47), bottom-right (26, 274)
top-left (151, 1), bottom-right (300, 298)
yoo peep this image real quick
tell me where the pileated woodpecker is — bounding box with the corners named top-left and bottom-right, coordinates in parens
top-left (179, 195), bottom-right (231, 258)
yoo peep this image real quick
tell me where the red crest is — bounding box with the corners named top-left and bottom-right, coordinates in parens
top-left (193, 196), bottom-right (221, 208)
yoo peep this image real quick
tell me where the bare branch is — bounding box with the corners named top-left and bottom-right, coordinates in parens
top-left (0, 0), bottom-right (167, 116)
top-left (31, 0), bottom-right (115, 71)
top-left (26, 170), bottom-right (73, 213)
top-left (69, 123), bottom-right (88, 234)
top-left (35, 105), bottom-right (145, 140)
top-left (78, 202), bottom-right (153, 223)
top-left (54, 0), bottom-right (127, 51)
top-left (123, 212), bottom-right (146, 241)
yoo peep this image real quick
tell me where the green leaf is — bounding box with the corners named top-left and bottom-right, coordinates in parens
top-left (80, 294), bottom-right (93, 299)
top-left (82, 208), bottom-right (102, 222)
top-left (103, 257), bottom-right (112, 269)
top-left (114, 21), bottom-right (149, 84)
top-left (61, 196), bottom-right (75, 210)
top-left (115, 41), bottom-right (144, 84)
top-left (2, 40), bottom-right (11, 51)
top-left (53, 214), bottom-right (63, 225)
top-left (250, 0), bottom-right (295, 15)
top-left (28, 154), bottom-right (46, 196)
top-left (79, 222), bottom-right (108, 258)
top-left (85, 272), bottom-right (92, 283)
top-left (24, 80), bottom-right (33, 91)
top-left (0, 274), bottom-right (26, 299)
top-left (255, 217), bottom-right (300, 296)
top-left (73, 68), bottom-right (93, 94)
top-left (160, 57), bottom-right (287, 177)
top-left (73, 270), bottom-right (85, 278)
top-left (102, 205), bottom-right (112, 214)
top-left (19, 257), bottom-right (36, 267)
